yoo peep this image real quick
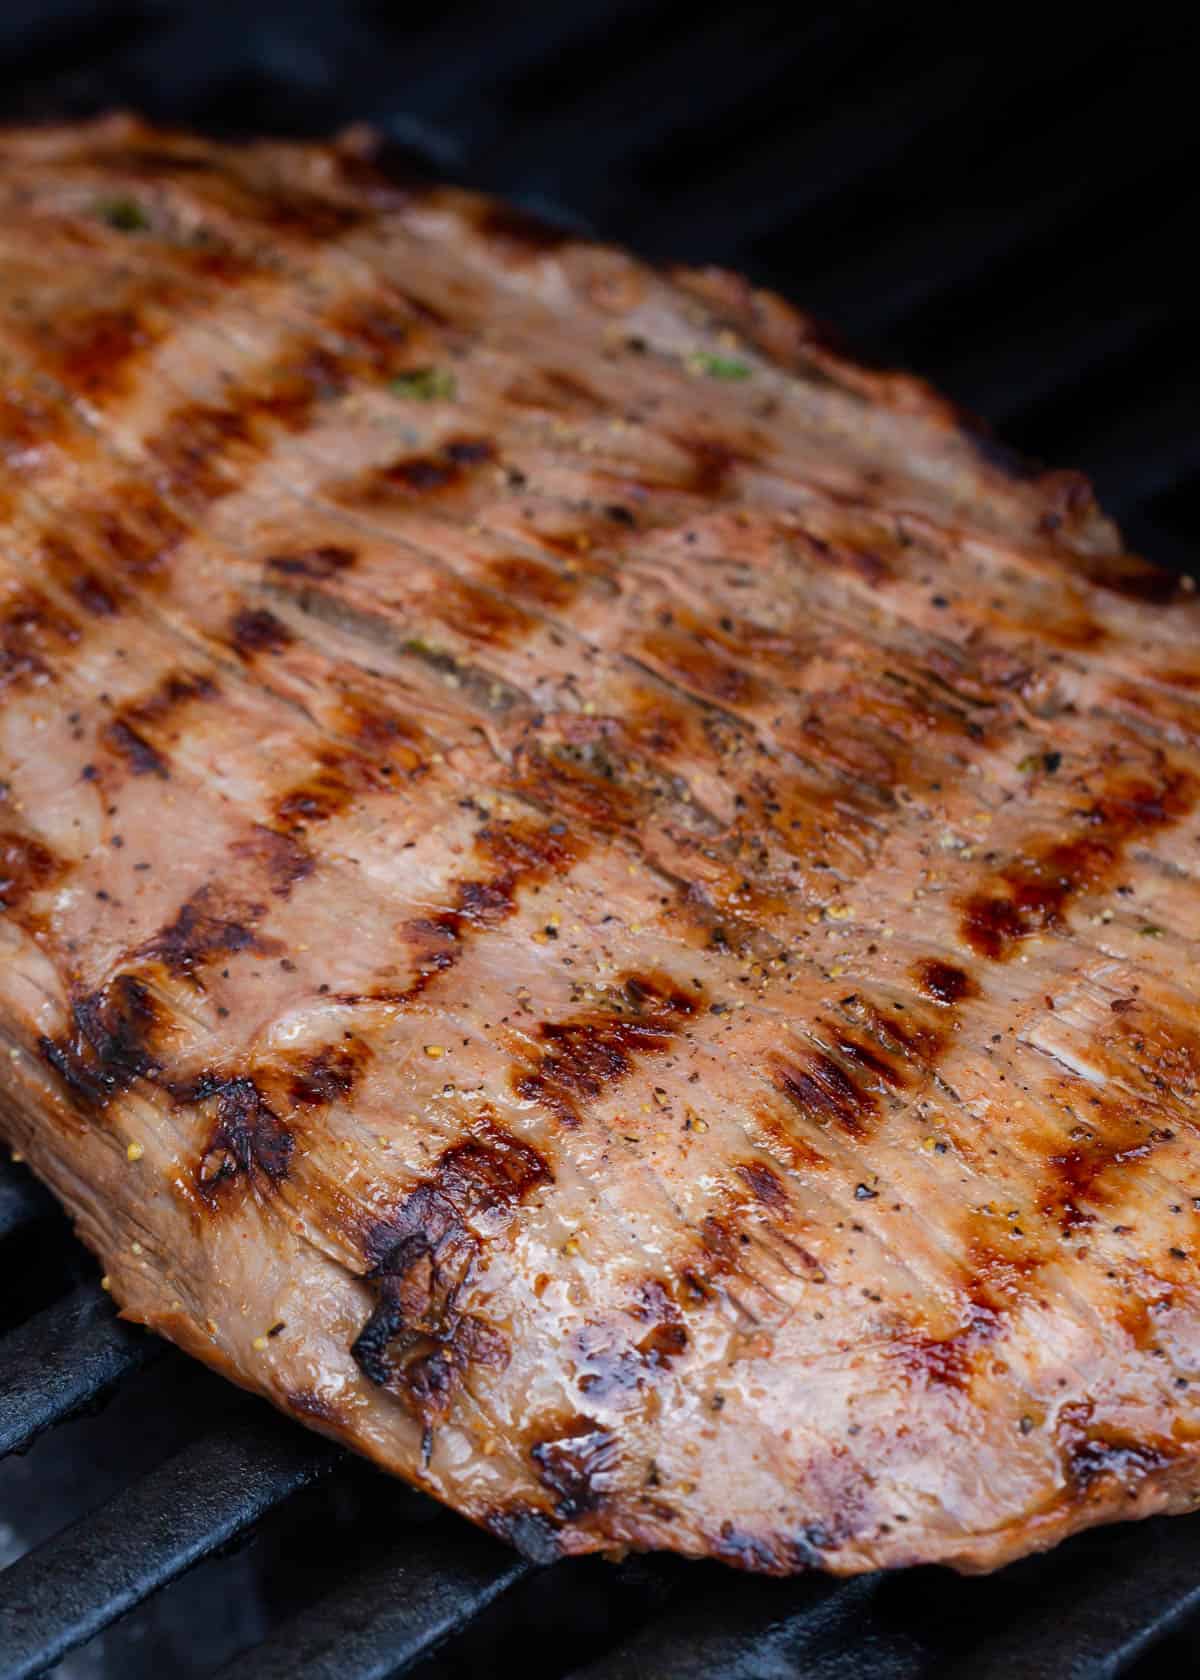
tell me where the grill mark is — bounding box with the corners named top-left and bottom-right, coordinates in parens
top-left (638, 625), bottom-right (760, 707)
top-left (1, 386), bottom-right (65, 470)
top-left (335, 437), bottom-right (496, 507)
top-left (81, 486), bottom-right (187, 585)
top-left (263, 543), bottom-right (357, 580)
top-left (914, 958), bottom-right (976, 1004)
top-left (190, 1073), bottom-right (294, 1201)
top-left (960, 768), bottom-right (1197, 960)
top-left (1038, 1121), bottom-right (1176, 1238)
top-left (135, 884), bottom-right (278, 979)
top-left (39, 535), bottom-right (122, 617)
top-left (0, 829), bottom-right (66, 921)
top-left (228, 606), bottom-right (293, 656)
top-left (122, 670), bottom-right (218, 732)
top-left (891, 1307), bottom-right (1001, 1394)
top-left (288, 1037), bottom-right (371, 1106)
top-left (38, 974), bottom-right (161, 1109)
top-left (359, 818), bottom-right (585, 1010)
top-left (272, 746), bottom-right (399, 829)
top-left (28, 302), bottom-right (165, 401)
top-left (230, 825), bottom-right (315, 899)
top-left (434, 578), bottom-right (539, 649)
top-left (514, 973), bottom-right (698, 1128)
top-left (669, 433), bottom-right (757, 499)
top-left (1, 587), bottom-right (82, 694)
top-left (738, 1160), bottom-right (789, 1210)
top-left (351, 1121), bottom-right (550, 1424)
top-left (104, 718), bottom-right (170, 778)
top-left (772, 1050), bottom-right (877, 1138)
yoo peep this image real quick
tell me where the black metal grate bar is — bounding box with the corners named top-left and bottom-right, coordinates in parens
top-left (0, 1161), bottom-right (56, 1244)
top-left (0, 1410), bottom-right (335, 1680)
top-left (951, 1513), bottom-right (1200, 1680)
top-left (0, 1282), bottom-right (155, 1458)
top-left (564, 1574), bottom-right (895, 1680)
top-left (214, 1529), bottom-right (531, 1680)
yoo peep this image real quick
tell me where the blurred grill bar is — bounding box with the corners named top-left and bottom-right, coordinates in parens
top-left (0, 1414), bottom-right (333, 1680)
top-left (214, 1535), bottom-right (531, 1680)
top-left (0, 1281), bottom-right (155, 1458)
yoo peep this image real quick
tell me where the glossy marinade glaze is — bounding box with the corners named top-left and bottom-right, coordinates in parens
top-left (3, 116), bottom-right (1200, 1574)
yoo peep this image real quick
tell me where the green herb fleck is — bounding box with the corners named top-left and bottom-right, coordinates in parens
top-left (389, 367), bottom-right (457, 401)
top-left (686, 352), bottom-right (752, 381)
top-left (1018, 750), bottom-right (1063, 775)
top-left (1139, 924), bottom-right (1165, 938)
top-left (97, 197), bottom-right (150, 233)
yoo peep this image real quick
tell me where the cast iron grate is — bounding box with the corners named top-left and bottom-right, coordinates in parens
top-left (2, 7), bottom-right (1198, 1677)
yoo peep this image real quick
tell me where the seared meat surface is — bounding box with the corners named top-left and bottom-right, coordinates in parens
top-left (3, 117), bottom-right (1200, 1576)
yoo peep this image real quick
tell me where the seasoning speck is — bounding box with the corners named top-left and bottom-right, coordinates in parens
top-left (97, 196), bottom-right (150, 232)
top-left (126, 1141), bottom-right (144, 1162)
top-left (687, 351), bottom-right (752, 381)
top-left (389, 367), bottom-right (457, 401)
top-left (424, 1044), bottom-right (446, 1058)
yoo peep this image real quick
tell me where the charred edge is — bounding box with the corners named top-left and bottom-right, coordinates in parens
top-left (1058, 1404), bottom-right (1177, 1496)
top-left (483, 1504), bottom-right (564, 1564)
top-left (136, 885), bottom-right (274, 979)
top-left (285, 1387), bottom-right (341, 1424)
top-left (191, 1074), bottom-right (294, 1200)
top-left (960, 769), bottom-right (1197, 960)
top-left (514, 975), bottom-right (696, 1127)
top-left (472, 200), bottom-right (576, 254)
top-left (351, 1124), bottom-right (550, 1420)
top-left (773, 1050), bottom-right (877, 1138)
top-left (0, 829), bottom-right (65, 916)
top-left (913, 958), bottom-right (977, 1005)
top-left (827, 1031), bottom-right (908, 1091)
top-left (229, 606), bottom-right (293, 656)
top-left (264, 543), bottom-right (357, 580)
top-left (714, 1522), bottom-right (841, 1573)
top-left (531, 1418), bottom-right (619, 1519)
top-left (38, 974), bottom-right (160, 1109)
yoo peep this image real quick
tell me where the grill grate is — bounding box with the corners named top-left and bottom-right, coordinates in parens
top-left (2, 8), bottom-right (1198, 1678)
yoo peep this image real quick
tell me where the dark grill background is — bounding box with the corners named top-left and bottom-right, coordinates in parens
top-left (1, 7), bottom-right (1198, 1677)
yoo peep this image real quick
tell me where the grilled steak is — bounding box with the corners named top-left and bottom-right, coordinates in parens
top-left (3, 117), bottom-right (1200, 1578)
